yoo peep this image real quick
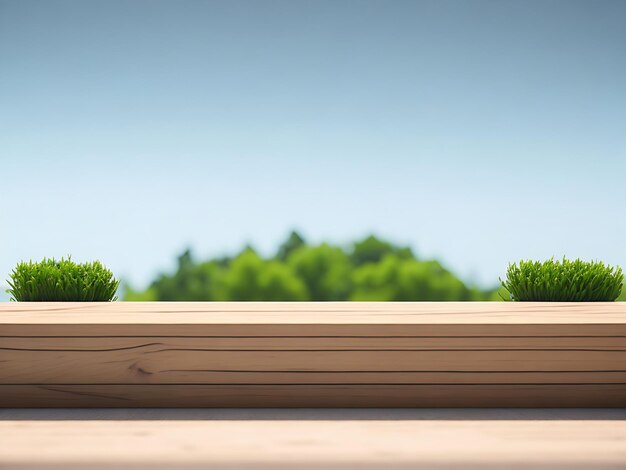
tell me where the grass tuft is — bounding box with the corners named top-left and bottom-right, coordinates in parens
top-left (7, 257), bottom-right (119, 301)
top-left (501, 258), bottom-right (623, 302)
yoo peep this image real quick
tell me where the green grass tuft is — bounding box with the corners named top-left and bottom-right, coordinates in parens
top-left (501, 258), bottom-right (623, 302)
top-left (7, 257), bottom-right (119, 302)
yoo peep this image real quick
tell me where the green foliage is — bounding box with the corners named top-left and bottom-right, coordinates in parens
top-left (7, 257), bottom-right (119, 302)
top-left (222, 249), bottom-right (307, 300)
top-left (487, 285), bottom-right (510, 301)
top-left (123, 283), bottom-right (157, 301)
top-left (351, 255), bottom-right (472, 301)
top-left (501, 258), bottom-right (623, 302)
top-left (276, 230), bottom-right (306, 261)
top-left (350, 235), bottom-right (414, 266)
top-left (147, 250), bottom-right (224, 301)
top-left (127, 232), bottom-right (494, 301)
top-left (287, 243), bottom-right (352, 300)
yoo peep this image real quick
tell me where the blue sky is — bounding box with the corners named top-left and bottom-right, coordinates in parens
top-left (1, 0), bottom-right (625, 293)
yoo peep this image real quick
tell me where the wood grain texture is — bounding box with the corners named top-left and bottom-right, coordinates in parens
top-left (2, 419), bottom-right (626, 469)
top-left (2, 301), bottom-right (626, 336)
top-left (3, 384), bottom-right (626, 407)
top-left (2, 302), bottom-right (626, 407)
top-left (3, 343), bottom-right (626, 384)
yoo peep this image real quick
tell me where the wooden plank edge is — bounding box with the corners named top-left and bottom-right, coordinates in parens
top-left (5, 324), bottom-right (626, 336)
top-left (2, 384), bottom-right (625, 408)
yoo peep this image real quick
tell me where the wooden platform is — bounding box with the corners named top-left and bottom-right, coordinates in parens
top-left (1, 302), bottom-right (626, 407)
top-left (2, 411), bottom-right (626, 469)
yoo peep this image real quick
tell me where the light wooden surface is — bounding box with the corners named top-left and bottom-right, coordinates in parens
top-left (2, 302), bottom-right (626, 407)
top-left (2, 418), bottom-right (626, 469)
top-left (2, 301), bottom-right (626, 335)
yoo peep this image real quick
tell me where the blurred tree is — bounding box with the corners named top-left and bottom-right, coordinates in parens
top-left (148, 249), bottom-right (224, 301)
top-left (276, 230), bottom-right (306, 262)
top-left (350, 235), bottom-right (414, 266)
top-left (351, 255), bottom-right (472, 301)
top-left (123, 233), bottom-right (498, 302)
top-left (222, 248), bottom-right (308, 300)
top-left (287, 243), bottom-right (351, 300)
top-left (122, 283), bottom-right (157, 301)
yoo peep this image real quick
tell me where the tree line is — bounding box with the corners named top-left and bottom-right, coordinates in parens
top-left (124, 232), bottom-right (503, 301)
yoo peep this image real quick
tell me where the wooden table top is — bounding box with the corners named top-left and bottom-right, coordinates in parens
top-left (2, 410), bottom-right (626, 469)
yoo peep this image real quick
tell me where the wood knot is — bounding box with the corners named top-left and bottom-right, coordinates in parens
top-left (128, 362), bottom-right (153, 377)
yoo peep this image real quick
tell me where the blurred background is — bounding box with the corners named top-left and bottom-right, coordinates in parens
top-left (1, 0), bottom-right (625, 301)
